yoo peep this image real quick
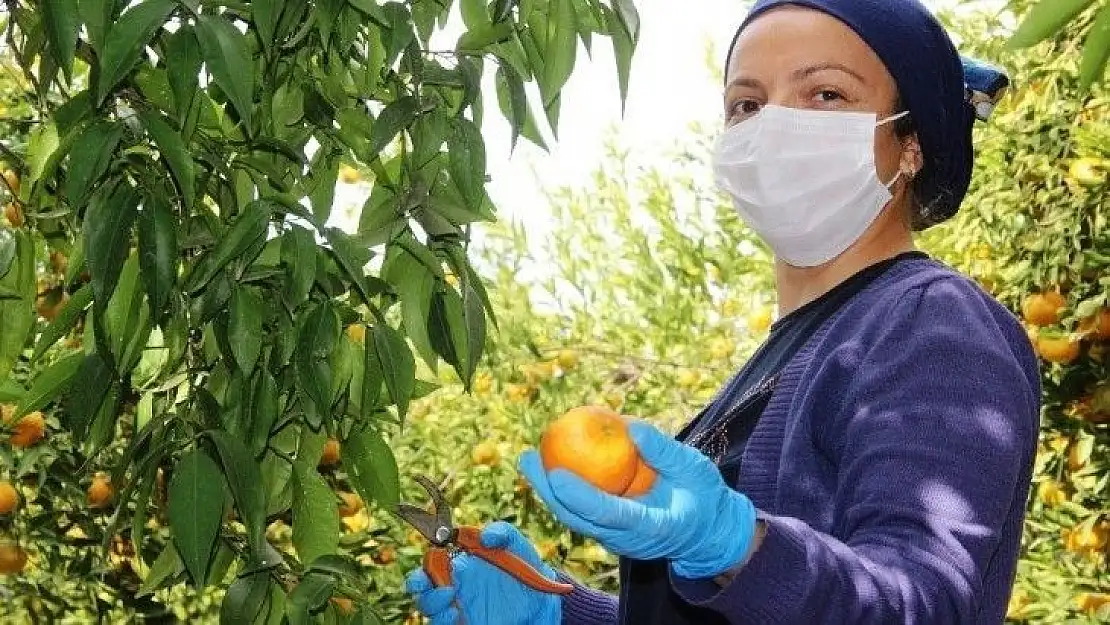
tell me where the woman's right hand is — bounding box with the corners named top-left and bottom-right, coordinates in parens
top-left (403, 521), bottom-right (564, 625)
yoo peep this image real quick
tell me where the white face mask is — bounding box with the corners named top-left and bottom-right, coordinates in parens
top-left (712, 105), bottom-right (908, 267)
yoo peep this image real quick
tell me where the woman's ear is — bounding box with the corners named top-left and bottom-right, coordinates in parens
top-left (900, 133), bottom-right (924, 179)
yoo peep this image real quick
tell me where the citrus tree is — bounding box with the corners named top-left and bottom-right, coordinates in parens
top-left (1007, 0), bottom-right (1110, 89)
top-left (0, 0), bottom-right (642, 622)
top-left (923, 4), bottom-right (1110, 621)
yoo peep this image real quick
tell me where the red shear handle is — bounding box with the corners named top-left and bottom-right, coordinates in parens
top-left (456, 526), bottom-right (575, 595)
top-left (423, 548), bottom-right (454, 587)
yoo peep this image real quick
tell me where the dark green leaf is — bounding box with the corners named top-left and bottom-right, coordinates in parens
top-left (323, 227), bottom-right (382, 307)
top-left (342, 422), bottom-right (400, 509)
top-left (541, 0), bottom-right (577, 106)
top-left (169, 448), bottom-right (226, 587)
top-left (229, 287), bottom-right (264, 375)
top-left (369, 96), bottom-right (419, 158)
top-left (97, 0), bottom-right (177, 104)
top-left (1008, 0), bottom-right (1095, 48)
top-left (186, 200), bottom-right (271, 293)
top-left (85, 181), bottom-right (140, 306)
top-left (372, 322), bottom-right (415, 419)
top-left (605, 6), bottom-right (634, 110)
top-left (252, 0), bottom-right (287, 55)
top-left (66, 120), bottom-right (124, 208)
top-left (62, 353), bottom-right (113, 438)
top-left (382, 249), bottom-right (437, 370)
top-left (495, 63), bottom-right (531, 150)
top-left (347, 0), bottom-right (388, 24)
top-left (165, 25), bottom-right (202, 120)
top-left (297, 302), bottom-right (340, 412)
top-left (285, 572), bottom-right (335, 625)
top-left (15, 352), bottom-right (83, 417)
top-left (196, 14), bottom-right (256, 133)
top-left (139, 109), bottom-right (196, 210)
top-left (138, 543), bottom-right (184, 597)
top-left (462, 280), bottom-right (486, 386)
top-left (493, 0), bottom-right (517, 23)
top-left (448, 118), bottom-right (487, 211)
top-left (281, 225), bottom-right (317, 308)
top-left (291, 463), bottom-right (340, 566)
top-left (428, 286), bottom-right (468, 372)
top-left (43, 0), bottom-right (81, 81)
top-left (1080, 3), bottom-right (1110, 88)
top-left (79, 0), bottom-right (116, 54)
top-left (613, 0), bottom-right (640, 41)
top-left (250, 370), bottom-right (279, 458)
top-left (138, 192), bottom-right (178, 321)
top-left (361, 331), bottom-right (384, 411)
top-left (221, 570), bottom-right (271, 625)
top-left (32, 283), bottom-right (90, 360)
top-left (0, 231), bottom-right (36, 383)
top-left (207, 430), bottom-right (268, 557)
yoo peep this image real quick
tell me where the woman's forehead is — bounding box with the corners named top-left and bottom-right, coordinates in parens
top-left (726, 6), bottom-right (892, 87)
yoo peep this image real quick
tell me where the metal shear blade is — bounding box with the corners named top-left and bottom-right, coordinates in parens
top-left (395, 474), bottom-right (457, 547)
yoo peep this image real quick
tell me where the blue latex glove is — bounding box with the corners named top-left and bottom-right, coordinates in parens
top-left (519, 420), bottom-right (758, 579)
top-left (403, 521), bottom-right (562, 625)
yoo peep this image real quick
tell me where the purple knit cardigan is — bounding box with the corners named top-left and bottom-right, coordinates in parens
top-left (559, 259), bottom-right (1041, 624)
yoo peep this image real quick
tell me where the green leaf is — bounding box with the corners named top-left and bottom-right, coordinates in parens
top-left (361, 331), bottom-right (384, 411)
top-left (104, 252), bottom-right (152, 371)
top-left (0, 231), bottom-right (13, 279)
top-left (448, 118), bottom-right (487, 211)
top-left (138, 192), bottom-right (178, 321)
top-left (297, 302), bottom-right (340, 412)
top-left (165, 25), bottom-right (202, 120)
top-left (0, 231), bottom-right (36, 384)
top-left (220, 570), bottom-right (271, 625)
top-left (494, 63), bottom-right (532, 150)
top-left (138, 543), bottom-right (184, 597)
top-left (79, 0), bottom-right (116, 54)
top-left (604, 5), bottom-right (635, 109)
top-left (207, 430), bottom-right (268, 557)
top-left (281, 225), bottom-right (317, 308)
top-left (252, 0), bottom-right (287, 55)
top-left (168, 448), bottom-right (226, 587)
top-left (97, 0), bottom-right (177, 104)
top-left (342, 422), bottom-right (400, 509)
top-left (196, 14), bottom-right (256, 133)
top-left (15, 352), bottom-right (83, 417)
top-left (461, 0), bottom-right (491, 29)
top-left (186, 200), bottom-right (272, 293)
top-left (229, 287), bottom-right (264, 375)
top-left (84, 181), bottom-right (140, 306)
top-left (285, 571), bottom-right (335, 625)
top-left (138, 109), bottom-right (196, 210)
top-left (291, 463), bottom-right (340, 566)
top-left (250, 370), bottom-right (279, 458)
top-left (347, 0), bottom-right (388, 24)
top-left (62, 353), bottom-right (113, 438)
top-left (372, 322), bottom-right (415, 419)
top-left (32, 284), bottom-right (92, 360)
top-left (1008, 0), bottom-right (1096, 49)
top-left (1080, 2), bottom-right (1110, 88)
top-left (428, 286), bottom-right (468, 373)
top-left (43, 0), bottom-right (81, 81)
top-left (369, 96), bottom-right (419, 158)
top-left (382, 248), bottom-right (437, 370)
top-left (541, 0), bottom-right (577, 106)
top-left (323, 227), bottom-right (382, 307)
top-left (66, 120), bottom-right (124, 208)
top-left (458, 22), bottom-right (514, 51)
top-left (462, 280), bottom-right (487, 386)
top-left (613, 0), bottom-right (640, 41)
top-left (25, 121), bottom-right (61, 197)
top-left (493, 0), bottom-right (517, 23)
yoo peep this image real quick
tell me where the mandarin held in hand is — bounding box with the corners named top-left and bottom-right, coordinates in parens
top-left (539, 405), bottom-right (656, 497)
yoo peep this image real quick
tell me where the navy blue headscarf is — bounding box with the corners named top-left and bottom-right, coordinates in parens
top-left (727, 0), bottom-right (1009, 229)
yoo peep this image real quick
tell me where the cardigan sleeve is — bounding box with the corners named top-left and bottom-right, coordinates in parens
top-left (668, 278), bottom-right (1041, 624)
top-left (556, 571), bottom-right (619, 625)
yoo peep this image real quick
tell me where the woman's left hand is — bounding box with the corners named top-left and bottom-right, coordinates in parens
top-left (518, 420), bottom-right (759, 579)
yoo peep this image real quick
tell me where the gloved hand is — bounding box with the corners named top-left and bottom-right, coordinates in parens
top-left (519, 420), bottom-right (758, 579)
top-left (403, 521), bottom-right (562, 625)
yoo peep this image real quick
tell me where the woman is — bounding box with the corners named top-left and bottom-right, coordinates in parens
top-left (405, 0), bottom-right (1040, 623)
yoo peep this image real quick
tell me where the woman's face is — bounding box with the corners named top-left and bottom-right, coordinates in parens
top-left (725, 5), bottom-right (920, 190)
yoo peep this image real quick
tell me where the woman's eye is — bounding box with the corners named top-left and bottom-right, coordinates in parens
top-left (729, 99), bottom-right (762, 118)
top-left (815, 90), bottom-right (844, 103)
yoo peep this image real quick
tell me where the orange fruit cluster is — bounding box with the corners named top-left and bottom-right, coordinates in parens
top-left (539, 405), bottom-right (656, 498)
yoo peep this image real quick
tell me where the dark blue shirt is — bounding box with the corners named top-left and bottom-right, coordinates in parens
top-left (616, 251), bottom-right (928, 625)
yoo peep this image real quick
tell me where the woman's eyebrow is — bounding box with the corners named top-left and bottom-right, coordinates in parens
top-left (791, 62), bottom-right (868, 85)
top-left (725, 76), bottom-right (763, 91)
